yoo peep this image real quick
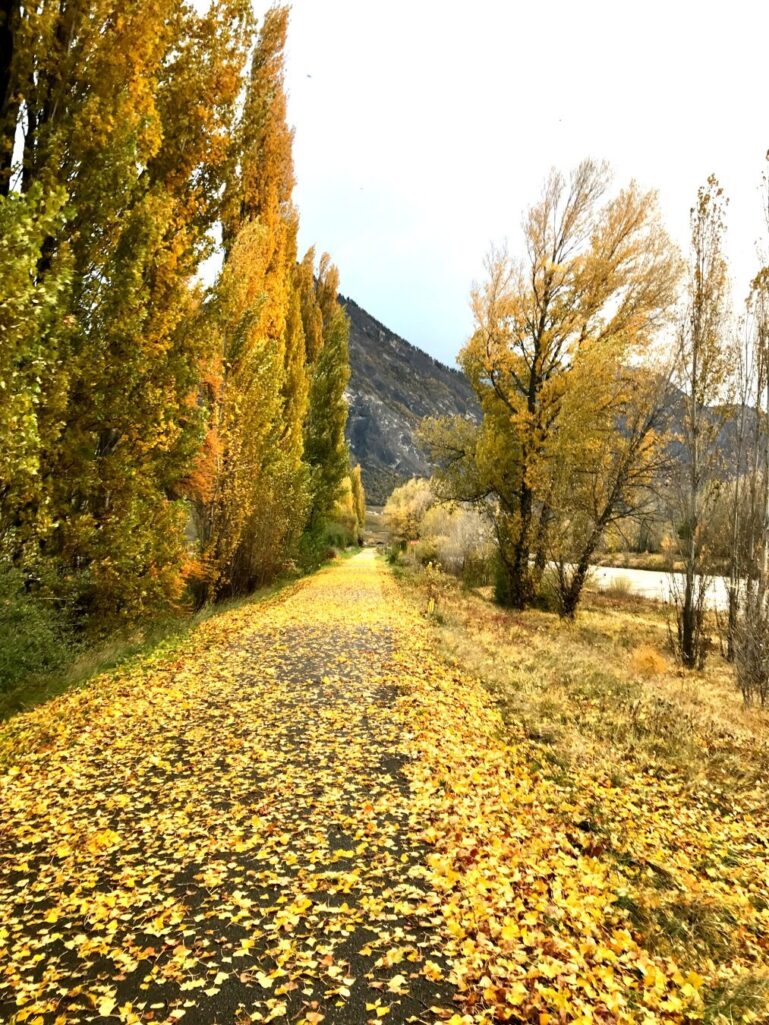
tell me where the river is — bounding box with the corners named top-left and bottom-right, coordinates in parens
top-left (588, 565), bottom-right (730, 610)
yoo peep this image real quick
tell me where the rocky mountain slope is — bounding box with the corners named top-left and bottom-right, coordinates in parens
top-left (341, 296), bottom-right (479, 503)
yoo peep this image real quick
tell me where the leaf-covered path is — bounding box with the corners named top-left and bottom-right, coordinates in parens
top-left (2, 552), bottom-right (755, 1025)
top-left (0, 551), bottom-right (454, 1025)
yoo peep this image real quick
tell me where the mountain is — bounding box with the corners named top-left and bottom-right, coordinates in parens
top-left (339, 294), bottom-right (750, 508)
top-left (341, 296), bottom-right (479, 504)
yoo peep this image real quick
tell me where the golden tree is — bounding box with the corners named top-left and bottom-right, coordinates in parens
top-left (192, 5), bottom-right (313, 598)
top-left (429, 161), bottom-right (681, 609)
top-left (350, 464), bottom-right (366, 535)
top-left (0, 0), bottom-right (250, 622)
top-left (302, 256), bottom-right (351, 532)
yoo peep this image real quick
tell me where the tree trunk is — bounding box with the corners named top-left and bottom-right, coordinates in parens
top-left (507, 483), bottom-right (534, 608)
top-left (533, 500), bottom-right (552, 580)
top-left (559, 526), bottom-right (601, 618)
top-left (680, 379), bottom-right (700, 668)
top-left (726, 584), bottom-right (738, 662)
top-left (0, 0), bottom-right (20, 195)
top-left (680, 568), bottom-right (697, 668)
top-left (559, 563), bottom-right (588, 619)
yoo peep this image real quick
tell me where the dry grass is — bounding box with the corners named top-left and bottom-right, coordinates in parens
top-left (393, 561), bottom-right (769, 1017)
top-left (630, 642), bottom-right (669, 678)
top-left (597, 572), bottom-right (634, 599)
top-left (403, 568), bottom-right (768, 772)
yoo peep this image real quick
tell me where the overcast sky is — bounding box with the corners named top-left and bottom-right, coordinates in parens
top-left (273, 0), bottom-right (769, 367)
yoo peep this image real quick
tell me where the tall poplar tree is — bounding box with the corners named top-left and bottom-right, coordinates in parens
top-left (194, 5), bottom-right (310, 598)
top-left (302, 257), bottom-right (351, 531)
top-left (0, 186), bottom-right (69, 545)
top-left (669, 177), bottom-right (733, 667)
top-left (0, 0), bottom-right (250, 622)
top-left (2, 0), bottom-right (357, 626)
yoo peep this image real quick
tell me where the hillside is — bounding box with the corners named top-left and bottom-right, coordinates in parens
top-left (341, 296), bottom-right (479, 503)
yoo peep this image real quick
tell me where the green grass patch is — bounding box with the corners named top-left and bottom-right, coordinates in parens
top-left (0, 574), bottom-right (297, 724)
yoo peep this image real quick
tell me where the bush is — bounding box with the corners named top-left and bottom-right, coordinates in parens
top-left (385, 544), bottom-right (402, 565)
top-left (493, 553), bottom-right (515, 606)
top-left (413, 537), bottom-right (440, 566)
top-left (325, 521), bottom-right (353, 549)
top-left (630, 644), bottom-right (668, 678)
top-left (734, 589), bottom-right (769, 706)
top-left (382, 479), bottom-right (436, 544)
top-left (385, 491), bottom-right (497, 588)
top-left (0, 563), bottom-right (70, 692)
top-left (461, 552), bottom-right (497, 588)
top-left (298, 518), bottom-right (360, 574)
top-left (600, 574), bottom-right (633, 599)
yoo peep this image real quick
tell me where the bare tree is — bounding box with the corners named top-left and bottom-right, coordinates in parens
top-left (734, 269), bottom-right (769, 704)
top-left (669, 177), bottom-right (733, 669)
top-left (723, 316), bottom-right (754, 660)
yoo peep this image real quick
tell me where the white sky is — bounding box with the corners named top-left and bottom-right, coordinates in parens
top-left (274, 0), bottom-right (769, 366)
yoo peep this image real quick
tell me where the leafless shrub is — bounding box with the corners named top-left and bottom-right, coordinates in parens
top-left (734, 588), bottom-right (769, 706)
top-left (668, 572), bottom-right (710, 670)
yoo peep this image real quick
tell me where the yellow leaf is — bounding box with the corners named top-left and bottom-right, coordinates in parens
top-left (98, 997), bottom-right (116, 1017)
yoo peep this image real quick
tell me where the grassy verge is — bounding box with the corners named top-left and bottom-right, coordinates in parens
top-left (393, 561), bottom-right (769, 1022)
top-left (0, 535), bottom-right (366, 726)
top-left (0, 575), bottom-right (299, 725)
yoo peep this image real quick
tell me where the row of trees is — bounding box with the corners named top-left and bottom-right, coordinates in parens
top-left (422, 158), bottom-right (769, 696)
top-left (0, 2), bottom-right (361, 636)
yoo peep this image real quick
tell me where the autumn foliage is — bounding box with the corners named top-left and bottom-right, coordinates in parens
top-left (423, 161), bottom-right (681, 615)
top-left (0, 3), bottom-right (360, 633)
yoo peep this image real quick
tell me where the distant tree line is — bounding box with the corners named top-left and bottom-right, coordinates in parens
top-left (0, 2), bottom-right (362, 665)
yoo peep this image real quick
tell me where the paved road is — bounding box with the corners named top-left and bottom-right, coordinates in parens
top-left (0, 552), bottom-right (453, 1025)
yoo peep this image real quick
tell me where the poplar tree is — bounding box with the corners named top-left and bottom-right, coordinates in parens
top-left (303, 258), bottom-right (352, 530)
top-left (195, 5), bottom-right (310, 597)
top-left (0, 0), bottom-right (250, 622)
top-left (669, 177), bottom-right (733, 667)
top-left (350, 464), bottom-right (366, 535)
top-left (1, 0), bottom-right (357, 624)
top-left (0, 186), bottom-right (69, 546)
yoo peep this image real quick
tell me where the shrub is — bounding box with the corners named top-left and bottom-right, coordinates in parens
top-left (413, 537), bottom-right (440, 566)
top-left (494, 553), bottom-right (515, 606)
top-left (298, 518), bottom-right (358, 574)
top-left (534, 570), bottom-right (562, 613)
top-left (385, 544), bottom-right (402, 566)
top-left (382, 479), bottom-right (436, 544)
top-left (734, 589), bottom-right (769, 706)
top-left (0, 563), bottom-right (70, 692)
top-left (324, 520), bottom-right (353, 549)
top-left (630, 644), bottom-right (668, 679)
top-left (601, 574), bottom-right (632, 599)
top-left (461, 552), bottom-right (496, 588)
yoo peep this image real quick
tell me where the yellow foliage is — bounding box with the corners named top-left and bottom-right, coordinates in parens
top-left (631, 643), bottom-right (669, 678)
top-left (2, 554), bottom-right (765, 1023)
top-left (449, 161), bottom-right (682, 609)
